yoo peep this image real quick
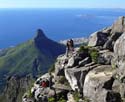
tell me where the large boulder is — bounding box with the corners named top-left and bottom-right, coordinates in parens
top-left (65, 63), bottom-right (99, 92)
top-left (103, 16), bottom-right (125, 51)
top-left (98, 50), bottom-right (114, 65)
top-left (88, 31), bottom-right (108, 47)
top-left (111, 16), bottom-right (125, 34)
top-left (83, 65), bottom-right (120, 102)
top-left (55, 55), bottom-right (67, 77)
top-left (114, 32), bottom-right (125, 79)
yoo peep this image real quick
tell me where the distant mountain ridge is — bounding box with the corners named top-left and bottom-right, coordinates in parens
top-left (0, 29), bottom-right (65, 91)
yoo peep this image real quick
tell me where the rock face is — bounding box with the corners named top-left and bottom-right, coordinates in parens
top-left (83, 65), bottom-right (116, 102)
top-left (98, 50), bottom-right (113, 65)
top-left (114, 32), bottom-right (125, 79)
top-left (113, 32), bottom-right (125, 98)
top-left (17, 16), bottom-right (125, 102)
top-left (111, 16), bottom-right (125, 34)
top-left (104, 16), bottom-right (125, 51)
top-left (88, 31), bottom-right (108, 47)
top-left (0, 75), bottom-right (33, 102)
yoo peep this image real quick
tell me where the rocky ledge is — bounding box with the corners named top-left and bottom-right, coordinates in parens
top-left (23, 16), bottom-right (125, 102)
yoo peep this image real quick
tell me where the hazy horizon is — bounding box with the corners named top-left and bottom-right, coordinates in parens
top-left (0, 0), bottom-right (125, 9)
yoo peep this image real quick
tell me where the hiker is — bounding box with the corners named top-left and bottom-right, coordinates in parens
top-left (66, 40), bottom-right (70, 57)
top-left (41, 80), bottom-right (47, 88)
top-left (66, 39), bottom-right (74, 57)
top-left (49, 73), bottom-right (53, 89)
top-left (70, 39), bottom-right (74, 51)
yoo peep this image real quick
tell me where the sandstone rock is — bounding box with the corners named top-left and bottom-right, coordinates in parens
top-left (114, 32), bottom-right (125, 78)
top-left (55, 55), bottom-right (67, 77)
top-left (3, 75), bottom-right (33, 102)
top-left (83, 65), bottom-right (116, 102)
top-left (88, 31), bottom-right (108, 47)
top-left (78, 57), bottom-right (91, 67)
top-left (111, 16), bottom-right (125, 34)
top-left (66, 56), bottom-right (75, 68)
top-left (65, 64), bottom-right (99, 92)
top-left (98, 50), bottom-right (114, 65)
top-left (103, 16), bottom-right (125, 51)
top-left (102, 27), bottom-right (112, 34)
top-left (34, 87), bottom-right (55, 101)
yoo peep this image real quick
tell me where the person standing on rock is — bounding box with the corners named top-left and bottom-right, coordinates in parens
top-left (70, 39), bottom-right (74, 51)
top-left (66, 40), bottom-right (70, 57)
top-left (66, 39), bottom-right (74, 57)
top-left (49, 73), bottom-right (53, 89)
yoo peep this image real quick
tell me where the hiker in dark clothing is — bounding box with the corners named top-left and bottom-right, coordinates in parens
top-left (66, 39), bottom-right (74, 57)
top-left (70, 39), bottom-right (74, 51)
top-left (49, 73), bottom-right (53, 89)
top-left (66, 40), bottom-right (71, 57)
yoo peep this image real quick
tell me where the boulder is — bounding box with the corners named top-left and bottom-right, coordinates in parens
top-left (83, 65), bottom-right (118, 102)
top-left (78, 57), bottom-right (91, 67)
top-left (111, 16), bottom-right (125, 34)
top-left (112, 80), bottom-right (125, 98)
top-left (88, 31), bottom-right (108, 47)
top-left (65, 64), bottom-right (99, 92)
top-left (34, 87), bottom-right (55, 101)
top-left (66, 56), bottom-right (75, 68)
top-left (103, 16), bottom-right (125, 51)
top-left (98, 50), bottom-right (114, 65)
top-left (114, 32), bottom-right (125, 79)
top-left (55, 55), bottom-right (67, 77)
top-left (102, 27), bottom-right (112, 34)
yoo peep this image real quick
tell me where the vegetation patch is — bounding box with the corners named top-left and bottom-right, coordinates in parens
top-left (58, 76), bottom-right (70, 86)
top-left (73, 91), bottom-right (80, 102)
top-left (89, 48), bottom-right (99, 63)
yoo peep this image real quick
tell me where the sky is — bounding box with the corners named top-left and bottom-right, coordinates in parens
top-left (0, 0), bottom-right (124, 8)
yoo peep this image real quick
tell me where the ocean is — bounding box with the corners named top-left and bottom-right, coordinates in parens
top-left (0, 8), bottom-right (125, 48)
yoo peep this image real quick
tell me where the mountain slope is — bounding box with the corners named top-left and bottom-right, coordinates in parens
top-left (0, 29), bottom-right (65, 91)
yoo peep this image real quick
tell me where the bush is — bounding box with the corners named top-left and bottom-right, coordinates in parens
top-left (58, 76), bottom-right (69, 86)
top-left (89, 48), bottom-right (99, 63)
top-left (48, 97), bottom-right (55, 102)
top-left (58, 95), bottom-right (67, 102)
top-left (78, 46), bottom-right (89, 53)
top-left (73, 91), bottom-right (80, 102)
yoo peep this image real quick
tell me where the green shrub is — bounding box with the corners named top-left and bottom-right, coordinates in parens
top-left (89, 48), bottom-right (99, 63)
top-left (78, 46), bottom-right (89, 53)
top-left (58, 99), bottom-right (67, 102)
top-left (48, 97), bottom-right (55, 102)
top-left (58, 76), bottom-right (69, 86)
top-left (58, 95), bottom-right (67, 102)
top-left (73, 91), bottom-right (80, 102)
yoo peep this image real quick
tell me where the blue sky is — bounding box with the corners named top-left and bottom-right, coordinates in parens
top-left (0, 0), bottom-right (124, 8)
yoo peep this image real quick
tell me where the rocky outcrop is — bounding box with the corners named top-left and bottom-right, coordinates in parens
top-left (114, 32), bottom-right (125, 79)
top-left (83, 65), bottom-right (117, 102)
top-left (88, 16), bottom-right (125, 51)
top-left (98, 50), bottom-right (114, 65)
top-left (23, 16), bottom-right (125, 102)
top-left (104, 16), bottom-right (125, 51)
top-left (88, 31), bottom-right (108, 47)
top-left (111, 16), bottom-right (125, 34)
top-left (0, 75), bottom-right (33, 102)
